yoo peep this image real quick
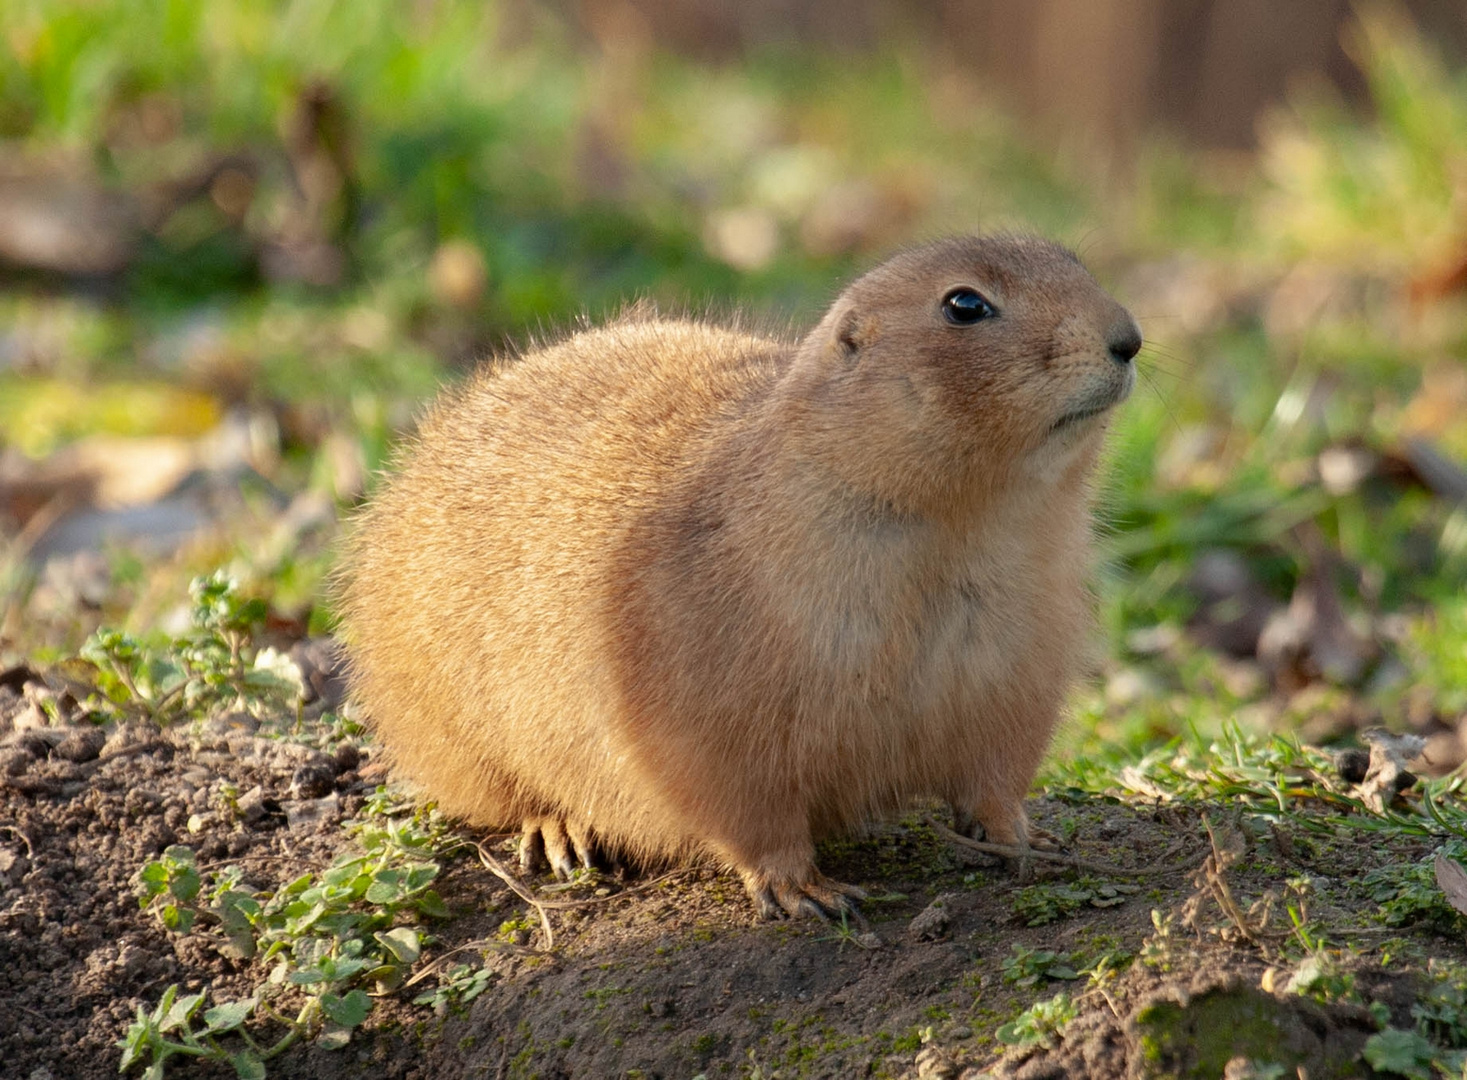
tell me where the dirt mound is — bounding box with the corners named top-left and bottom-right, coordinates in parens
top-left (2, 684), bottom-right (1460, 1079)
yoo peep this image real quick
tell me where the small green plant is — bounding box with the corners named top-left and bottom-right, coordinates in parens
top-left (816, 910), bottom-right (879, 952)
top-left (1362, 1028), bottom-right (1441, 1080)
top-left (1281, 953), bottom-right (1358, 1006)
top-left (119, 985), bottom-right (271, 1080)
top-left (1414, 962), bottom-right (1467, 1050)
top-left (411, 963), bottom-right (496, 1016)
top-left (1001, 945), bottom-right (1080, 988)
top-left (121, 791), bottom-right (457, 1077)
top-left (84, 572), bottom-right (300, 727)
top-left (1139, 909), bottom-right (1178, 971)
top-left (1009, 875), bottom-right (1140, 926)
top-left (1079, 943), bottom-right (1136, 986)
top-left (497, 915), bottom-right (538, 944)
top-left (136, 845), bottom-right (204, 933)
top-left (994, 992), bottom-right (1077, 1050)
top-left (1362, 843), bottom-right (1467, 935)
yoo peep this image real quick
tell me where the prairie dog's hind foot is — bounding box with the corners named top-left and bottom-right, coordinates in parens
top-left (740, 866), bottom-right (867, 921)
top-left (951, 805), bottom-right (1059, 878)
top-left (519, 817), bottom-right (607, 880)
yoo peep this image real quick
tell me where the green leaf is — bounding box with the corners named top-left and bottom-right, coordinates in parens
top-left (1362, 1028), bottom-right (1436, 1079)
top-left (329, 956), bottom-right (372, 982)
top-left (149, 985), bottom-right (179, 1024)
top-left (168, 870), bottom-right (201, 904)
top-left (459, 968), bottom-right (494, 1004)
top-left (320, 989), bottom-right (371, 1029)
top-left (994, 1020), bottom-right (1028, 1046)
top-left (230, 1049), bottom-right (266, 1080)
top-left (365, 870), bottom-right (405, 905)
top-left (202, 998), bottom-right (256, 1034)
top-left (218, 891), bottom-right (262, 920)
top-left (415, 890), bottom-right (451, 919)
top-left (215, 895), bottom-right (259, 960)
top-left (160, 903), bottom-right (196, 934)
top-left (403, 864), bottom-right (440, 891)
top-left (323, 862), bottom-right (363, 888)
top-left (118, 1019), bottom-right (153, 1069)
top-left (161, 990), bottom-right (205, 1033)
top-left (281, 872), bottom-right (315, 896)
top-left (138, 862), bottom-right (170, 896)
top-left (284, 901), bottom-right (327, 934)
top-left (375, 927), bottom-right (421, 964)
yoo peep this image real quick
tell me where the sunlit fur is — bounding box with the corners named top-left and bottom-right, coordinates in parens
top-left (337, 235), bottom-right (1139, 914)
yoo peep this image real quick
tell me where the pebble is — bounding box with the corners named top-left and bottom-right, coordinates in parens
top-left (202, 711), bottom-right (259, 739)
top-left (290, 761), bottom-right (337, 799)
top-left (53, 727), bottom-right (106, 763)
top-left (101, 722), bottom-right (152, 757)
top-left (235, 785), bottom-right (268, 823)
top-left (0, 747), bottom-right (32, 775)
top-left (285, 792), bottom-right (340, 830)
top-left (908, 894), bottom-right (954, 941)
top-left (333, 743), bottom-right (360, 773)
top-left (915, 1046), bottom-right (958, 1079)
top-left (10, 703), bottom-right (48, 734)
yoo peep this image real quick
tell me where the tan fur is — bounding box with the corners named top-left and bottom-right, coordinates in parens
top-left (336, 235), bottom-right (1140, 918)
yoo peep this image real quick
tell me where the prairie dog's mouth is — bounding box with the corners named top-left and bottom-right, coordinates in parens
top-left (1050, 365), bottom-right (1135, 434)
top-left (1049, 404), bottom-right (1113, 433)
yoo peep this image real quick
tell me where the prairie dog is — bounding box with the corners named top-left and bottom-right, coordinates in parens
top-left (338, 235), bottom-right (1140, 919)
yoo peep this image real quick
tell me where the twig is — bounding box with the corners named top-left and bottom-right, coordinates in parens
top-left (924, 816), bottom-right (1195, 878)
top-left (396, 938), bottom-right (534, 992)
top-left (473, 841), bottom-right (692, 950)
top-left (532, 868), bottom-right (688, 905)
top-left (1197, 816), bottom-right (1265, 946)
top-left (475, 842), bottom-right (556, 950)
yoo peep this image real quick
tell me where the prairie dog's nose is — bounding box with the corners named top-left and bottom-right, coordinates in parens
top-left (1107, 316), bottom-right (1142, 364)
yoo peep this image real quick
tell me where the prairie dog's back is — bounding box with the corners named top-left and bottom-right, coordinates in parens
top-left (341, 319), bottom-right (783, 852)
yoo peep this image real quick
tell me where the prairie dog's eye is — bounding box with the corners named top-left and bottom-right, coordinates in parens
top-left (941, 288), bottom-right (997, 325)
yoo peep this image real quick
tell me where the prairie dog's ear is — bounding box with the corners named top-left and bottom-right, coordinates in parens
top-left (832, 305), bottom-right (878, 363)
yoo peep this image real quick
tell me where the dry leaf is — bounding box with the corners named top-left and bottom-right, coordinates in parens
top-left (1435, 852), bottom-right (1467, 919)
top-left (1353, 729), bottom-right (1425, 813)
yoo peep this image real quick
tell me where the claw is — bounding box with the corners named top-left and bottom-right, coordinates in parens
top-left (567, 821), bottom-right (604, 872)
top-left (518, 822), bottom-right (547, 874)
top-left (519, 816), bottom-right (606, 881)
top-left (1026, 825), bottom-right (1063, 852)
top-left (744, 869), bottom-right (866, 921)
top-left (797, 897), bottom-right (828, 922)
top-left (539, 818), bottom-right (577, 880)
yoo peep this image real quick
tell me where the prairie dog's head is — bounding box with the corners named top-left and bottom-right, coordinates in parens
top-left (787, 235), bottom-right (1140, 509)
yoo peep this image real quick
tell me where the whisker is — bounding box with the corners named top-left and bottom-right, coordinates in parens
top-left (1137, 366), bottom-right (1186, 436)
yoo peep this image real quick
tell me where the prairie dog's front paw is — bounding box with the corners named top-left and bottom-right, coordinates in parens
top-left (740, 867), bottom-right (866, 921)
top-left (1026, 825), bottom-right (1062, 852)
top-left (519, 817), bottom-right (603, 880)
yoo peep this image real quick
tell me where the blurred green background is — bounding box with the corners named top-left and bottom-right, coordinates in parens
top-left (1, 0), bottom-right (1466, 767)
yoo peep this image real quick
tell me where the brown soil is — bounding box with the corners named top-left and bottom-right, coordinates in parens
top-left (2, 683), bottom-right (1458, 1080)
